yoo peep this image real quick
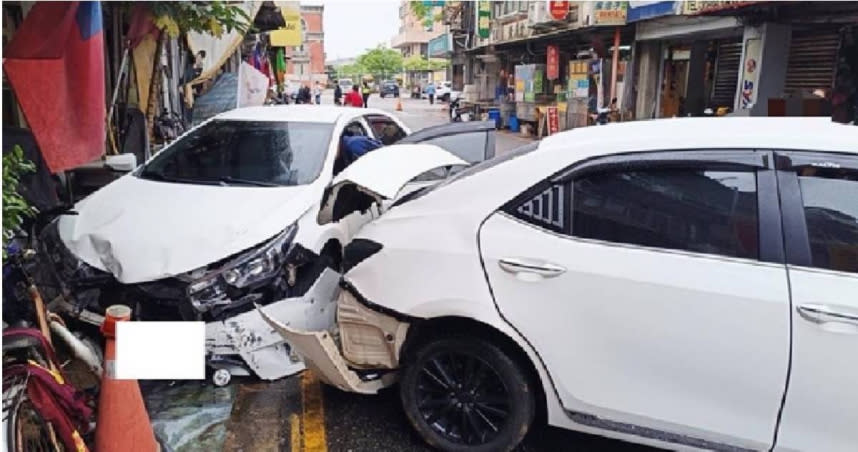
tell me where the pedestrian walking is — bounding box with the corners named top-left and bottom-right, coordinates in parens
top-left (345, 85), bottom-right (363, 107)
top-left (334, 83), bottom-right (343, 106)
top-left (313, 81), bottom-right (322, 105)
top-left (426, 82), bottom-right (436, 105)
top-left (361, 81), bottom-right (371, 108)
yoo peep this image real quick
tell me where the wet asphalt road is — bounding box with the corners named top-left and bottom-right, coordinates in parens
top-left (142, 96), bottom-right (657, 451)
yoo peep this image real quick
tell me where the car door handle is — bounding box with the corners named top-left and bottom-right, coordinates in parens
top-left (797, 304), bottom-right (858, 326)
top-left (498, 258), bottom-right (566, 278)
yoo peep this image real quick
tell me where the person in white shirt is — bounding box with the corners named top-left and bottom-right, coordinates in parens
top-left (313, 82), bottom-right (322, 105)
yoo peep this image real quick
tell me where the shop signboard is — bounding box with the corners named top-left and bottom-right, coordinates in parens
top-left (627, 1), bottom-right (677, 23)
top-left (682, 1), bottom-right (756, 15)
top-left (568, 60), bottom-right (589, 98)
top-left (547, 107), bottom-right (560, 135)
top-left (270, 1), bottom-right (302, 47)
top-left (428, 33), bottom-right (451, 58)
top-left (477, 1), bottom-right (492, 39)
top-left (549, 1), bottom-right (570, 20)
top-left (593, 1), bottom-right (629, 26)
top-left (547, 46), bottom-right (560, 81)
top-left (739, 37), bottom-right (762, 109)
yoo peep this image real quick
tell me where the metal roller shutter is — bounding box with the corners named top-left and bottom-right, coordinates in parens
top-left (785, 29), bottom-right (841, 95)
top-left (711, 41), bottom-right (742, 108)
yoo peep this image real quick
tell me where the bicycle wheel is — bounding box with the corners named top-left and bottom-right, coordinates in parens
top-left (4, 382), bottom-right (63, 452)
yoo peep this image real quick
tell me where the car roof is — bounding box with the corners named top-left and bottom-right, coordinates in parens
top-left (213, 105), bottom-right (389, 124)
top-left (539, 117), bottom-right (858, 156)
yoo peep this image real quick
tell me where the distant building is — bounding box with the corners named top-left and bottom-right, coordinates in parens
top-left (390, 0), bottom-right (444, 58)
top-left (284, 3), bottom-right (326, 85)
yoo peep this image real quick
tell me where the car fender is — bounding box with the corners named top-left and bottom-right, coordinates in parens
top-left (403, 297), bottom-right (570, 429)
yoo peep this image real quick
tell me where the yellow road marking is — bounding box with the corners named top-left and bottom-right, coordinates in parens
top-left (300, 371), bottom-right (328, 452)
top-left (290, 414), bottom-right (301, 452)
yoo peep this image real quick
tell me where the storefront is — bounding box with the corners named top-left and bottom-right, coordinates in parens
top-left (634, 8), bottom-right (745, 118)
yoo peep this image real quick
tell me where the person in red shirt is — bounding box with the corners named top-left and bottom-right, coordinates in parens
top-left (344, 85), bottom-right (363, 107)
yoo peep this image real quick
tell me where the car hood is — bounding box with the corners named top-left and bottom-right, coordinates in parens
top-left (58, 174), bottom-right (319, 284)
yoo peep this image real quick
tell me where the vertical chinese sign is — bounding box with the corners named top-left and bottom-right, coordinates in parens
top-left (740, 37), bottom-right (761, 109)
top-left (547, 46), bottom-right (560, 81)
top-left (547, 106), bottom-right (560, 135)
top-left (477, 1), bottom-right (492, 39)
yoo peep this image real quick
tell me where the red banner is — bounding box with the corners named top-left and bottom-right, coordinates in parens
top-left (4, 2), bottom-right (105, 173)
top-left (549, 1), bottom-right (570, 20)
top-left (547, 45), bottom-right (559, 81)
top-left (547, 107), bottom-right (559, 135)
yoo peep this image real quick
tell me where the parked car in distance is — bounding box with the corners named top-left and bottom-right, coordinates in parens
top-left (379, 81), bottom-right (399, 98)
top-left (338, 78), bottom-right (354, 93)
top-left (428, 80), bottom-right (452, 102)
top-left (42, 105), bottom-right (498, 385)
top-left (263, 117), bottom-right (858, 452)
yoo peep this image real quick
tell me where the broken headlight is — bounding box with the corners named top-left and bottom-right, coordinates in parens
top-left (181, 224), bottom-right (297, 312)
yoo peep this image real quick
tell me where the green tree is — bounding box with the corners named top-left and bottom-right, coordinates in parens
top-left (403, 55), bottom-right (448, 72)
top-left (356, 46), bottom-right (404, 81)
top-left (409, 1), bottom-right (444, 29)
top-left (144, 1), bottom-right (252, 38)
top-left (336, 62), bottom-right (367, 80)
top-left (2, 146), bottom-right (36, 260)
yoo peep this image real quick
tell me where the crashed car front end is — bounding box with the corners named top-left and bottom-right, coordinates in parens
top-left (40, 219), bottom-right (337, 381)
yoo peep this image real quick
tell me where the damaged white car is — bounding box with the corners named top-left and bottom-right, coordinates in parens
top-left (38, 105), bottom-right (497, 382)
top-left (261, 118), bottom-right (858, 452)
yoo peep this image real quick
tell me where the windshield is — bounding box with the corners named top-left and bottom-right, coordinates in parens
top-left (139, 120), bottom-right (334, 187)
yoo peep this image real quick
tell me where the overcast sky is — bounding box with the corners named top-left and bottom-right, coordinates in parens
top-left (319, 1), bottom-right (400, 61)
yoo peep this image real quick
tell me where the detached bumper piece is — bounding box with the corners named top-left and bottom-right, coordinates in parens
top-left (257, 281), bottom-right (409, 394)
top-left (206, 268), bottom-right (341, 380)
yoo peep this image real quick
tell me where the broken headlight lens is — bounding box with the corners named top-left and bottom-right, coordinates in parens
top-left (182, 224), bottom-right (297, 310)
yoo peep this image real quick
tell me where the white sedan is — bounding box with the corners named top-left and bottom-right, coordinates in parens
top-left (43, 105), bottom-right (497, 382)
top-left (263, 117), bottom-right (858, 451)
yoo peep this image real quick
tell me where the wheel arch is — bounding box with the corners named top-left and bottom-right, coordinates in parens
top-left (400, 315), bottom-right (549, 424)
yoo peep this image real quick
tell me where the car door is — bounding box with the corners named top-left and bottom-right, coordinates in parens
top-left (773, 151), bottom-right (858, 452)
top-left (478, 150), bottom-right (791, 450)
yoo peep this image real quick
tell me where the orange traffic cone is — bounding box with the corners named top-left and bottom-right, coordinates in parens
top-left (95, 305), bottom-right (159, 452)
top-left (395, 97), bottom-right (403, 112)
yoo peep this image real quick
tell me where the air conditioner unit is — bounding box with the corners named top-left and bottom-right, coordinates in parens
top-left (528, 1), bottom-right (550, 27)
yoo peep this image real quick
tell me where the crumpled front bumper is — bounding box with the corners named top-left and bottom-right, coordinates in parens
top-left (205, 268), bottom-right (341, 380)
top-left (257, 278), bottom-right (410, 394)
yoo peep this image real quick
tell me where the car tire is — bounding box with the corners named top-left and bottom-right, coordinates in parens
top-left (442, 93), bottom-right (450, 103)
top-left (400, 337), bottom-right (535, 452)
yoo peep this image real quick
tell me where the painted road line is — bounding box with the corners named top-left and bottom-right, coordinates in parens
top-left (290, 413), bottom-right (301, 452)
top-left (301, 371), bottom-right (328, 452)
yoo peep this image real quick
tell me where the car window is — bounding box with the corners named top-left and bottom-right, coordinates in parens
top-left (366, 116), bottom-right (407, 145)
top-left (566, 169), bottom-right (759, 259)
top-left (344, 121), bottom-right (368, 137)
top-left (796, 168), bottom-right (858, 273)
top-left (139, 120), bottom-right (333, 186)
top-left (418, 132), bottom-right (488, 164)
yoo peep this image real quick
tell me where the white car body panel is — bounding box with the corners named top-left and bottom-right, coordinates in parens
top-left (57, 105), bottom-right (409, 284)
top-left (302, 118), bottom-right (858, 449)
top-left (58, 174), bottom-right (320, 284)
top-left (330, 144), bottom-right (466, 200)
top-left (775, 266), bottom-right (858, 452)
top-left (479, 212), bottom-right (789, 449)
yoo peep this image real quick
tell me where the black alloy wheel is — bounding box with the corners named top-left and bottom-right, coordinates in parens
top-left (400, 337), bottom-right (534, 452)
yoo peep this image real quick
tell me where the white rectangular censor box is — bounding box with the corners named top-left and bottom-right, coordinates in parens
top-left (115, 322), bottom-right (205, 380)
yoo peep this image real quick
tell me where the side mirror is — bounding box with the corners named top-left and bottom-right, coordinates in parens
top-left (105, 153), bottom-right (138, 172)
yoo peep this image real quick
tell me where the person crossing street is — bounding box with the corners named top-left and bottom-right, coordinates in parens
top-left (361, 81), bottom-right (371, 108)
top-left (426, 82), bottom-right (436, 105)
top-left (344, 85), bottom-right (364, 107)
